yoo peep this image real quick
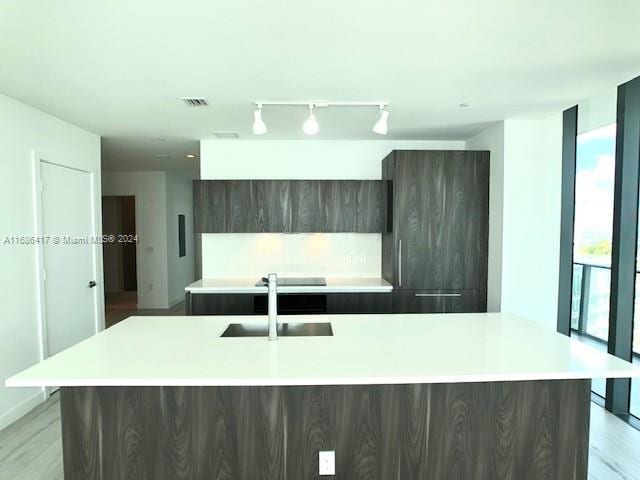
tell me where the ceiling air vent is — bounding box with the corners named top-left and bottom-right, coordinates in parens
top-left (181, 97), bottom-right (209, 107)
top-left (212, 131), bottom-right (239, 139)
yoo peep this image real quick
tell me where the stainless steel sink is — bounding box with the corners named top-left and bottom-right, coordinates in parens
top-left (221, 322), bottom-right (333, 337)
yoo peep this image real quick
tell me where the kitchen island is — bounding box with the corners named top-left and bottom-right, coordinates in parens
top-left (7, 313), bottom-right (640, 479)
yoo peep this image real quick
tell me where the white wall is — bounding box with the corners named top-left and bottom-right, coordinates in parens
top-left (500, 113), bottom-right (563, 330)
top-left (202, 233), bottom-right (381, 278)
top-left (166, 172), bottom-right (195, 306)
top-left (102, 172), bottom-right (170, 308)
top-left (200, 140), bottom-right (465, 180)
top-left (471, 89), bottom-right (616, 328)
top-left (0, 93), bottom-right (101, 430)
top-left (466, 123), bottom-right (504, 312)
top-left (577, 88), bottom-right (617, 133)
top-left (199, 139), bottom-right (464, 277)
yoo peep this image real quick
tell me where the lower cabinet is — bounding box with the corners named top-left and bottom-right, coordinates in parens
top-left (187, 292), bottom-right (392, 315)
top-left (393, 290), bottom-right (486, 314)
top-left (326, 293), bottom-right (392, 314)
top-left (188, 291), bottom-right (482, 315)
top-left (189, 293), bottom-right (261, 315)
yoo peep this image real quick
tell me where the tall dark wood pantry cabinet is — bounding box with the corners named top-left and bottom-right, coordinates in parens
top-left (382, 150), bottom-right (489, 313)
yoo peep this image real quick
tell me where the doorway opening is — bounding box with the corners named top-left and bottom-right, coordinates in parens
top-left (102, 196), bottom-right (137, 326)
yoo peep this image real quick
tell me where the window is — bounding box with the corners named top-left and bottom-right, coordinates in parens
top-left (632, 189), bottom-right (640, 417)
top-left (633, 286), bottom-right (640, 417)
top-left (571, 123), bottom-right (616, 399)
top-left (562, 77), bottom-right (640, 426)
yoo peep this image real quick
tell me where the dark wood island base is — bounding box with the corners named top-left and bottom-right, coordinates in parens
top-left (60, 379), bottom-right (590, 480)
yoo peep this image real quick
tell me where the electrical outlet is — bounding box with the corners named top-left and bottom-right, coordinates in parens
top-left (319, 450), bottom-right (335, 476)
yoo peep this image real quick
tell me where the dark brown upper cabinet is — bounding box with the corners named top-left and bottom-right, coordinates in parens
top-left (382, 150), bottom-right (489, 292)
top-left (356, 180), bottom-right (384, 232)
top-left (324, 181), bottom-right (357, 232)
top-left (193, 180), bottom-right (226, 233)
top-left (226, 180), bottom-right (257, 232)
top-left (255, 181), bottom-right (292, 232)
top-left (290, 180), bottom-right (325, 232)
top-left (194, 179), bottom-right (385, 234)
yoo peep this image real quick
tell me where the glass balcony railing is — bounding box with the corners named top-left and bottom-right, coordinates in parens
top-left (571, 261), bottom-right (640, 353)
top-left (571, 261), bottom-right (640, 416)
top-left (571, 262), bottom-right (612, 342)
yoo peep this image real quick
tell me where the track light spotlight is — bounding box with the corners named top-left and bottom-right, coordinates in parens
top-left (251, 101), bottom-right (388, 136)
top-left (373, 105), bottom-right (389, 135)
top-left (252, 104), bottom-right (267, 135)
top-left (302, 104), bottom-right (319, 135)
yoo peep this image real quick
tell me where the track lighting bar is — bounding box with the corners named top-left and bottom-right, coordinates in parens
top-left (254, 101), bottom-right (388, 108)
top-left (252, 101), bottom-right (390, 136)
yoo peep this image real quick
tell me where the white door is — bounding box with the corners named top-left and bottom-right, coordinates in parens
top-left (40, 161), bottom-right (98, 357)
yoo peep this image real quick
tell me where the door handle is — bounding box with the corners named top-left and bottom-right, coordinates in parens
top-left (414, 293), bottom-right (462, 297)
top-left (88, 280), bottom-right (97, 288)
top-left (398, 239), bottom-right (402, 287)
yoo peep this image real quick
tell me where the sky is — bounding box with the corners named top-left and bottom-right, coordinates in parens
top-left (574, 123), bottom-right (616, 262)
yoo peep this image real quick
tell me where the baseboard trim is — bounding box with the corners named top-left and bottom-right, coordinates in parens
top-left (0, 389), bottom-right (46, 432)
top-left (169, 297), bottom-right (185, 309)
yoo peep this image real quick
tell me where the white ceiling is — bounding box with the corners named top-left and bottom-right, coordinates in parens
top-left (1, 0), bottom-right (640, 171)
top-left (101, 137), bottom-right (199, 173)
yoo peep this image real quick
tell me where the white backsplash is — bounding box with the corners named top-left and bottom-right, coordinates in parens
top-left (201, 233), bottom-right (381, 278)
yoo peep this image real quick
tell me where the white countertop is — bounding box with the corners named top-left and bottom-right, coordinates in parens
top-left (6, 313), bottom-right (640, 387)
top-left (185, 277), bottom-right (393, 294)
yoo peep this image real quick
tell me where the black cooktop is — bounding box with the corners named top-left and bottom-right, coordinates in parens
top-left (255, 277), bottom-right (327, 287)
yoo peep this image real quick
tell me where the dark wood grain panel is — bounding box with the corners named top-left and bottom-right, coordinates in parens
top-left (254, 181), bottom-right (292, 232)
top-left (442, 150), bottom-right (490, 290)
top-left (386, 150), bottom-right (489, 292)
top-left (393, 290), bottom-right (483, 314)
top-left (236, 387), bottom-right (286, 479)
top-left (336, 385), bottom-right (384, 479)
top-left (190, 293), bottom-right (392, 315)
top-left (326, 293), bottom-right (392, 314)
top-left (61, 380), bottom-right (590, 480)
top-left (60, 386), bottom-right (102, 479)
top-left (381, 153), bottom-right (396, 284)
top-left (193, 180), bottom-right (226, 233)
top-left (291, 180), bottom-right (324, 232)
top-left (394, 150), bottom-right (447, 289)
top-left (194, 179), bottom-right (385, 233)
top-left (397, 383), bottom-right (430, 479)
top-left (555, 378), bottom-right (590, 480)
top-left (285, 386), bottom-right (339, 479)
top-left (323, 181), bottom-right (357, 232)
top-left (446, 289), bottom-right (486, 313)
top-left (488, 381), bottom-right (518, 479)
top-left (193, 386), bottom-right (241, 479)
top-left (190, 293), bottom-right (261, 315)
top-left (226, 180), bottom-right (257, 232)
top-left (356, 180), bottom-right (384, 233)
top-left (101, 387), bottom-right (152, 479)
top-left (393, 290), bottom-right (447, 313)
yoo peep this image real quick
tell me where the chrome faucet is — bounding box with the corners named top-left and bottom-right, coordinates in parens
top-left (267, 273), bottom-right (278, 341)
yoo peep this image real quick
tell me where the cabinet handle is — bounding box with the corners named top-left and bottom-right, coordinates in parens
top-left (414, 293), bottom-right (462, 297)
top-left (398, 239), bottom-right (402, 287)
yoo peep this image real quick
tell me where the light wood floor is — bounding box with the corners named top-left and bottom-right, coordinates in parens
top-left (0, 393), bottom-right (62, 480)
top-left (105, 297), bottom-right (185, 328)
top-left (0, 394), bottom-right (639, 480)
